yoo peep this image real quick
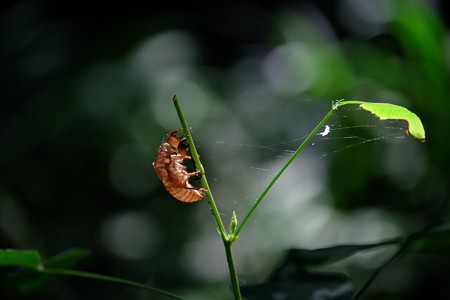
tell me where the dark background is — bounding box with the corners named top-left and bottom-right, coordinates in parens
top-left (1, 0), bottom-right (450, 299)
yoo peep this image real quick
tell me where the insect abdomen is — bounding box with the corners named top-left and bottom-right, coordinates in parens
top-left (168, 186), bottom-right (206, 203)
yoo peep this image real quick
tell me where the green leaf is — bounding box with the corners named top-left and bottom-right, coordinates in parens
top-left (245, 238), bottom-right (401, 300)
top-left (3, 269), bottom-right (48, 294)
top-left (2, 248), bottom-right (184, 299)
top-left (43, 248), bottom-right (91, 269)
top-left (2, 248), bottom-right (90, 294)
top-left (242, 265), bottom-right (353, 300)
top-left (336, 101), bottom-right (426, 141)
top-left (0, 249), bottom-right (41, 269)
top-left (287, 238), bottom-right (401, 267)
top-left (406, 223), bottom-right (450, 254)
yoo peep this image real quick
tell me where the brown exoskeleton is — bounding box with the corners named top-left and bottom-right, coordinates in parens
top-left (153, 129), bottom-right (206, 202)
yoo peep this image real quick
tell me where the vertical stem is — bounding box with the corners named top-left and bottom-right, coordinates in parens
top-left (172, 95), bottom-right (242, 300)
top-left (224, 241), bottom-right (242, 300)
top-left (172, 95), bottom-right (228, 240)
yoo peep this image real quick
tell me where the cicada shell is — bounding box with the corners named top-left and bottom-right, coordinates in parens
top-left (153, 129), bottom-right (206, 202)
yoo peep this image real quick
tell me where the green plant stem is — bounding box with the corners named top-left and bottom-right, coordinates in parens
top-left (41, 267), bottom-right (185, 300)
top-left (234, 108), bottom-right (336, 238)
top-left (172, 95), bottom-right (242, 300)
top-left (172, 95), bottom-right (228, 240)
top-left (224, 241), bottom-right (242, 300)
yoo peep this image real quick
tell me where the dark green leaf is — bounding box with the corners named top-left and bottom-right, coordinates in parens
top-left (406, 223), bottom-right (450, 253)
top-left (241, 268), bottom-right (353, 300)
top-left (43, 248), bottom-right (91, 269)
top-left (2, 269), bottom-right (48, 295)
top-left (241, 244), bottom-right (359, 300)
top-left (0, 249), bottom-right (41, 269)
top-left (287, 238), bottom-right (401, 267)
top-left (2, 248), bottom-right (91, 294)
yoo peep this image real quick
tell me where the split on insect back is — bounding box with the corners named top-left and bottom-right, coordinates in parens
top-left (153, 128), bottom-right (207, 203)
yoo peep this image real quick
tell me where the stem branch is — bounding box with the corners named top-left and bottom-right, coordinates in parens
top-left (234, 108), bottom-right (336, 237)
top-left (41, 268), bottom-right (185, 300)
top-left (352, 247), bottom-right (403, 300)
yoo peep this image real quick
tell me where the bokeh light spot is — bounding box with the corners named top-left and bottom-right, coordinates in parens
top-left (100, 211), bottom-right (160, 260)
top-left (262, 42), bottom-right (318, 96)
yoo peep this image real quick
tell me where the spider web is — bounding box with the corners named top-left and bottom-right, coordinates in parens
top-left (194, 106), bottom-right (407, 166)
top-left (191, 104), bottom-right (409, 212)
top-left (183, 104), bottom-right (413, 279)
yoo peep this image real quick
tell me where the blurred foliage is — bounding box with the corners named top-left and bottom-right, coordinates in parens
top-left (2, 248), bottom-right (91, 294)
top-left (1, 0), bottom-right (450, 299)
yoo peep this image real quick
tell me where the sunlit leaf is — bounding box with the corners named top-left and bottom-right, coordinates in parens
top-left (0, 249), bottom-right (41, 269)
top-left (336, 101), bottom-right (426, 141)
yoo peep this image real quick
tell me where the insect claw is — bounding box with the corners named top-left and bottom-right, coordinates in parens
top-left (192, 171), bottom-right (202, 181)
